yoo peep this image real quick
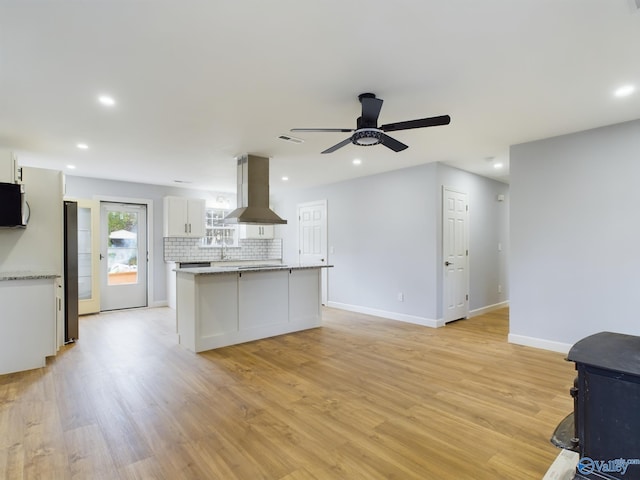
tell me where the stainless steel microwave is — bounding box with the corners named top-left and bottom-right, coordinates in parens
top-left (0, 182), bottom-right (29, 228)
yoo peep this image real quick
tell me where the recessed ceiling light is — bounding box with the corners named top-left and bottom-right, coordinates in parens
top-left (352, 159), bottom-right (362, 165)
top-left (281, 176), bottom-right (289, 181)
top-left (98, 95), bottom-right (116, 106)
top-left (76, 143), bottom-right (89, 150)
top-left (66, 165), bottom-right (76, 170)
top-left (614, 85), bottom-right (635, 97)
top-left (493, 162), bottom-right (504, 169)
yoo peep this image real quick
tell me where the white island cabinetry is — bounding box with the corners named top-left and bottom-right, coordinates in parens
top-left (175, 265), bottom-right (326, 352)
top-left (238, 270), bottom-right (288, 330)
top-left (289, 268), bottom-right (321, 324)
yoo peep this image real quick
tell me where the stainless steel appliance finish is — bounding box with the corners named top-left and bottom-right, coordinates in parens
top-left (223, 154), bottom-right (287, 225)
top-left (0, 182), bottom-right (28, 228)
top-left (64, 200), bottom-right (79, 342)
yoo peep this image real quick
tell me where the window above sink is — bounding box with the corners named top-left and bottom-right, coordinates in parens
top-left (201, 208), bottom-right (238, 248)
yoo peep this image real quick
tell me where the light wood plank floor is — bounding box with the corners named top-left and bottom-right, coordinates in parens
top-left (0, 307), bottom-right (575, 479)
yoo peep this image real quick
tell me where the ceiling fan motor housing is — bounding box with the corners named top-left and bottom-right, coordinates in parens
top-left (352, 128), bottom-right (382, 146)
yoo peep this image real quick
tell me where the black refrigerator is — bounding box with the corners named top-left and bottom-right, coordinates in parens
top-left (64, 200), bottom-right (79, 342)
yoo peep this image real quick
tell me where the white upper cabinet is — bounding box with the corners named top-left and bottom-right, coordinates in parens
top-left (0, 150), bottom-right (20, 183)
top-left (163, 196), bottom-right (206, 237)
top-left (238, 224), bottom-right (274, 239)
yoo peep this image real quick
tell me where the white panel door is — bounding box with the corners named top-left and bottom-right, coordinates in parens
top-left (298, 200), bottom-right (328, 304)
top-left (100, 202), bottom-right (148, 311)
top-left (443, 187), bottom-right (469, 322)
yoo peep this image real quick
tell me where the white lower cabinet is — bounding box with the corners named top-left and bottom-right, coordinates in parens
top-left (0, 278), bottom-right (57, 375)
top-left (238, 270), bottom-right (288, 329)
top-left (289, 268), bottom-right (321, 324)
top-left (197, 274), bottom-right (238, 338)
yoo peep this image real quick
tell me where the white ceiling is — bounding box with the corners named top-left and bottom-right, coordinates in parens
top-left (1, 0), bottom-right (639, 194)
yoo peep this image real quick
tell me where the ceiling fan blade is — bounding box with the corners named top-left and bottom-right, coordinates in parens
top-left (321, 137), bottom-right (352, 154)
top-left (361, 96), bottom-right (383, 125)
top-left (291, 128), bottom-right (354, 133)
top-left (381, 134), bottom-right (408, 152)
top-left (381, 115), bottom-right (451, 132)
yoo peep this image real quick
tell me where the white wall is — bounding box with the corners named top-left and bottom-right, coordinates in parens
top-left (272, 161), bottom-right (509, 325)
top-left (509, 119), bottom-right (640, 352)
top-left (0, 167), bottom-right (63, 274)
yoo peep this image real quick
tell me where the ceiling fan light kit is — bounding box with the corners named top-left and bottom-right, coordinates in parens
top-left (352, 129), bottom-right (382, 146)
top-left (291, 93), bottom-right (451, 154)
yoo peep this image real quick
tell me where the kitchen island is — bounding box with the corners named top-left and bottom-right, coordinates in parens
top-left (175, 264), bottom-right (330, 352)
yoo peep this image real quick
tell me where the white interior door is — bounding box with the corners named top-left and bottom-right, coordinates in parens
top-left (100, 202), bottom-right (147, 311)
top-left (298, 200), bottom-right (328, 305)
top-left (443, 187), bottom-right (469, 323)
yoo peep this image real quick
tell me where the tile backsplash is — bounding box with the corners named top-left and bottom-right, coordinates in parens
top-left (163, 237), bottom-right (282, 263)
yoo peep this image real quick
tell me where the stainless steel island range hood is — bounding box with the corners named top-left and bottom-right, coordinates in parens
top-left (224, 154), bottom-right (287, 225)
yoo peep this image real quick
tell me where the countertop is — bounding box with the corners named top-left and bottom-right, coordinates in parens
top-left (174, 263), bottom-right (332, 275)
top-left (0, 271), bottom-right (60, 281)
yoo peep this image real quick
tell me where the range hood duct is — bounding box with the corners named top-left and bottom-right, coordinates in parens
top-left (224, 154), bottom-right (287, 225)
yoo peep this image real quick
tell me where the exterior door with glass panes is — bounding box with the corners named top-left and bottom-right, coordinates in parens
top-left (203, 207), bottom-right (238, 256)
top-left (100, 202), bottom-right (148, 311)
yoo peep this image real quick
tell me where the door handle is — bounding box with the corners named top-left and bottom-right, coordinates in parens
top-left (100, 253), bottom-right (104, 260)
top-left (444, 261), bottom-right (453, 266)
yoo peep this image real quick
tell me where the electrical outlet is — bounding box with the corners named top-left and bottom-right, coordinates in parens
top-left (397, 292), bottom-right (404, 302)
top-left (498, 284), bottom-right (502, 294)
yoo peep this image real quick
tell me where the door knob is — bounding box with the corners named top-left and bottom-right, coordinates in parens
top-left (444, 261), bottom-right (453, 266)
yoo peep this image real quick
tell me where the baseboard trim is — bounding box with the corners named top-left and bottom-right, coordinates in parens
top-left (150, 300), bottom-right (168, 308)
top-left (508, 333), bottom-right (572, 354)
top-left (326, 301), bottom-right (442, 328)
top-left (468, 301), bottom-right (509, 318)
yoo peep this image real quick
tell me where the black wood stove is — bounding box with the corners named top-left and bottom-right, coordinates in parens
top-left (551, 332), bottom-right (640, 480)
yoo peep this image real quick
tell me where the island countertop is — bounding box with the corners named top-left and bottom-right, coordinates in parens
top-left (174, 263), bottom-right (332, 275)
